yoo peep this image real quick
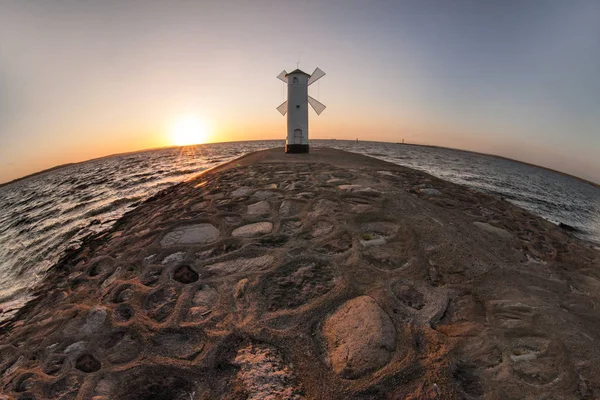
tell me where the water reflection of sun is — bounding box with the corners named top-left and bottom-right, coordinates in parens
top-left (170, 115), bottom-right (210, 146)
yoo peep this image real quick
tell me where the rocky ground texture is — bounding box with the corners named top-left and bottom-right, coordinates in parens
top-left (0, 148), bottom-right (599, 399)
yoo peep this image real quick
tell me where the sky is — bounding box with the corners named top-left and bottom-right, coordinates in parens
top-left (1, 0), bottom-right (599, 183)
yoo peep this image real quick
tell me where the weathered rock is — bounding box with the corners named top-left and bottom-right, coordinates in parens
top-left (100, 267), bottom-right (121, 288)
top-left (393, 283), bottom-right (425, 310)
top-left (312, 221), bottom-right (334, 237)
top-left (231, 187), bottom-right (253, 197)
top-left (187, 286), bottom-right (218, 320)
top-left (150, 329), bottom-right (204, 359)
top-left (253, 190), bottom-right (278, 200)
top-left (160, 224), bottom-right (220, 247)
top-left (322, 296), bottom-right (396, 379)
top-left (247, 200), bottom-right (270, 215)
top-left (232, 222), bottom-right (273, 237)
top-left (473, 222), bottom-right (512, 239)
top-left (308, 199), bottom-right (339, 218)
top-left (111, 284), bottom-right (135, 303)
top-left (263, 259), bottom-right (334, 311)
top-left (64, 341), bottom-right (87, 354)
top-left (279, 200), bottom-right (304, 216)
top-left (161, 251), bottom-right (186, 265)
top-left (107, 366), bottom-right (198, 400)
top-left (419, 188), bottom-right (442, 196)
top-left (338, 184), bottom-right (379, 194)
top-left (80, 307), bottom-right (107, 335)
top-left (314, 232), bottom-right (352, 255)
top-left (280, 220), bottom-right (302, 235)
top-left (205, 255), bottom-right (274, 274)
top-left (337, 184), bottom-right (362, 191)
top-left (104, 332), bottom-right (142, 364)
top-left (192, 286), bottom-right (218, 307)
top-left (190, 200), bottom-right (210, 211)
top-left (295, 192), bottom-right (315, 199)
top-left (361, 221), bottom-right (399, 238)
top-left (144, 287), bottom-right (179, 322)
top-left (360, 237), bottom-right (387, 247)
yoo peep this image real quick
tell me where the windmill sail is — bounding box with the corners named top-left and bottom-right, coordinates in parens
top-left (307, 67), bottom-right (326, 85)
top-left (308, 96), bottom-right (326, 115)
top-left (277, 70), bottom-right (288, 83)
top-left (277, 100), bottom-right (288, 116)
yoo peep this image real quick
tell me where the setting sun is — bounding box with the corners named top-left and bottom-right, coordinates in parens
top-left (170, 115), bottom-right (209, 146)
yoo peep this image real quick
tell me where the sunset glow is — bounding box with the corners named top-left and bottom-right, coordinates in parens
top-left (170, 116), bottom-right (210, 146)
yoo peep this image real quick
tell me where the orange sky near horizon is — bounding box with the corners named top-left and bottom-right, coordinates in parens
top-left (5, 116), bottom-right (589, 186)
top-left (2, 107), bottom-right (597, 185)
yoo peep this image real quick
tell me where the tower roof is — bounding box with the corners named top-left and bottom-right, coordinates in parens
top-left (285, 69), bottom-right (311, 77)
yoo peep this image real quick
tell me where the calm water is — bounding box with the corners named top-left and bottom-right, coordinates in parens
top-left (0, 140), bottom-right (599, 320)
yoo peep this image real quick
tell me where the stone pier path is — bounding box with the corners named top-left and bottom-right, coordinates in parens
top-left (0, 148), bottom-right (599, 399)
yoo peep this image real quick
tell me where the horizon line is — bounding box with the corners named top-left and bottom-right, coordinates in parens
top-left (1, 138), bottom-right (598, 189)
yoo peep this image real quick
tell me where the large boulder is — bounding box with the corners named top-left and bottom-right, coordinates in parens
top-left (160, 224), bottom-right (220, 247)
top-left (322, 296), bottom-right (396, 379)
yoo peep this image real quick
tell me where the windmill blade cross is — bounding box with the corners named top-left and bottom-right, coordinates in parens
top-left (308, 96), bottom-right (326, 115)
top-left (307, 67), bottom-right (326, 86)
top-left (277, 70), bottom-right (288, 83)
top-left (276, 100), bottom-right (288, 116)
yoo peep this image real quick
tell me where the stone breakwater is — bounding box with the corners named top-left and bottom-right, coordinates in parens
top-left (0, 148), bottom-right (598, 399)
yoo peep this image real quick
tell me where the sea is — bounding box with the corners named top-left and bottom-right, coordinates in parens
top-left (1, 140), bottom-right (599, 321)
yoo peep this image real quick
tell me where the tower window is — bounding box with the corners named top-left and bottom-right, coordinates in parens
top-left (292, 77), bottom-right (298, 84)
top-left (296, 105), bottom-right (300, 108)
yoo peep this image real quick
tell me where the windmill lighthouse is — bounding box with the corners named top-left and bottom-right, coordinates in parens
top-left (276, 67), bottom-right (326, 153)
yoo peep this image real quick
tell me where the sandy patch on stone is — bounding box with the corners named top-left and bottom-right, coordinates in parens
top-left (233, 344), bottom-right (304, 400)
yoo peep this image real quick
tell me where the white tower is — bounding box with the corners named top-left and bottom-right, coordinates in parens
top-left (276, 67), bottom-right (326, 153)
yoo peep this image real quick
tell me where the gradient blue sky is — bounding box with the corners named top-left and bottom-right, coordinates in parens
top-left (1, 0), bottom-right (599, 183)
